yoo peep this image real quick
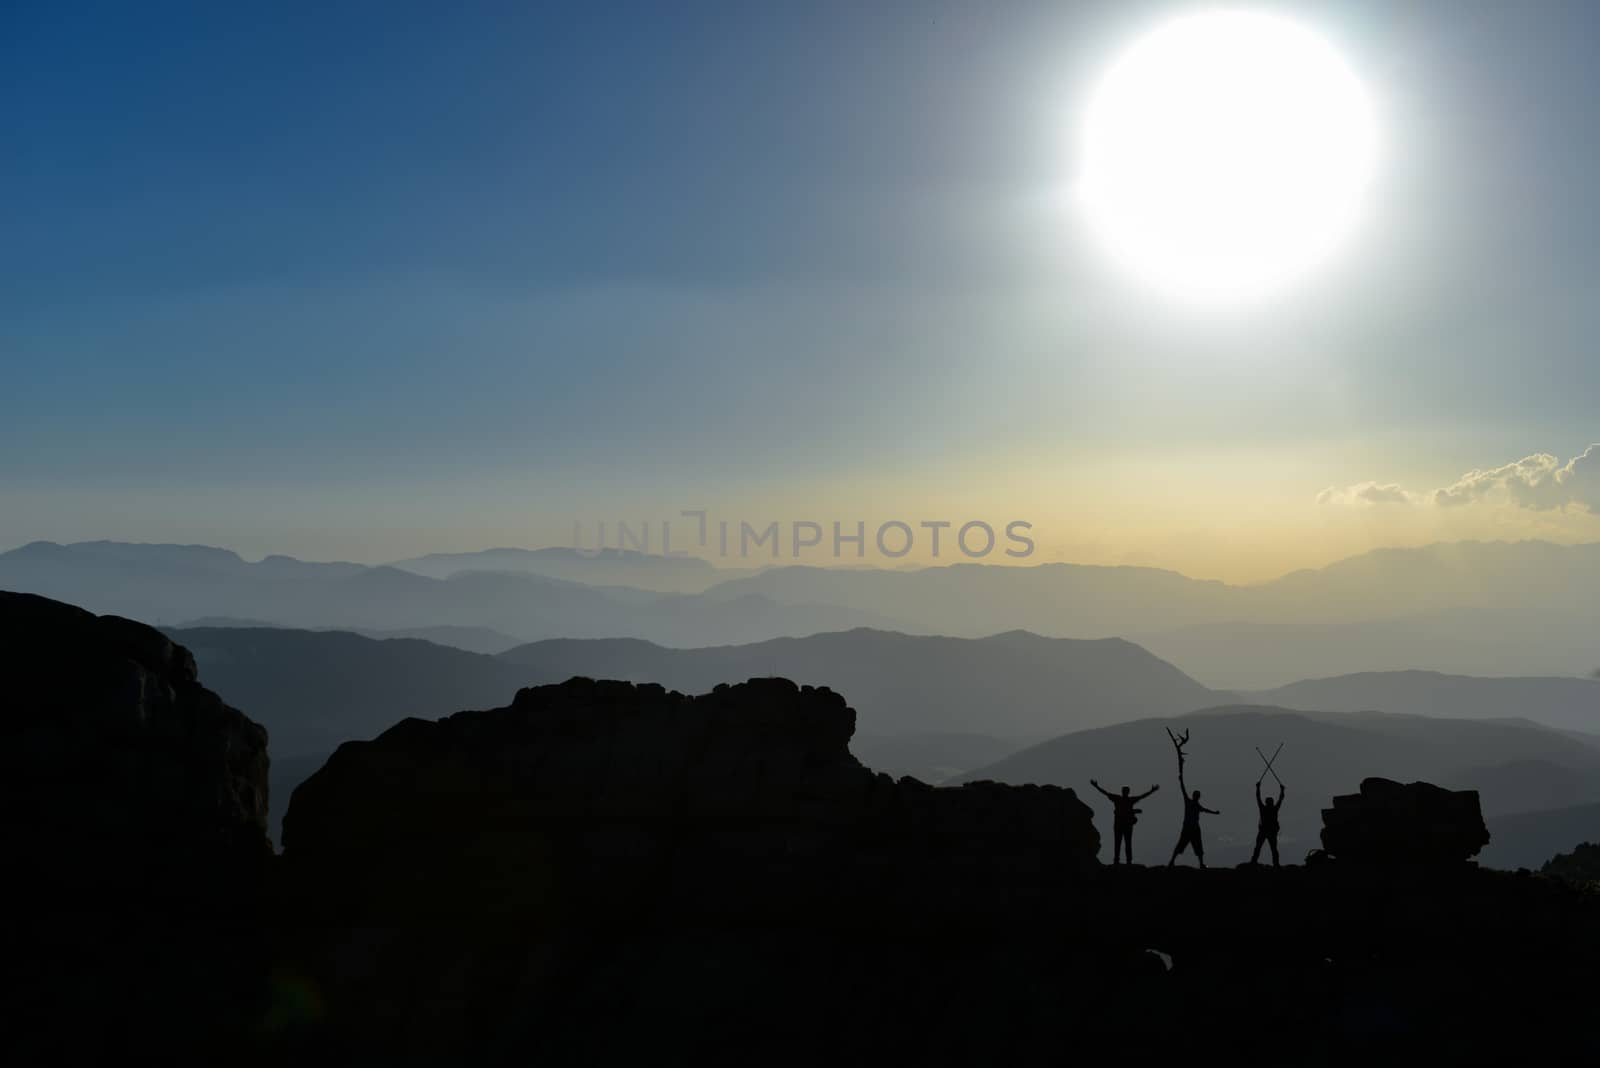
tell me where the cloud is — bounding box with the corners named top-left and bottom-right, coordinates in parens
top-left (1557, 443), bottom-right (1600, 511)
top-left (1431, 452), bottom-right (1560, 508)
top-left (1319, 444), bottom-right (1600, 513)
top-left (1315, 481), bottom-right (1417, 507)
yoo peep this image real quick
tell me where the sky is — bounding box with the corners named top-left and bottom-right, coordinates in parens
top-left (2, 0), bottom-right (1598, 582)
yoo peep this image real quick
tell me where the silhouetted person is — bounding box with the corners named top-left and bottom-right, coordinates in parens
top-left (1090, 779), bottom-right (1160, 864)
top-left (1168, 764), bottom-right (1219, 868)
top-left (1250, 779), bottom-right (1286, 866)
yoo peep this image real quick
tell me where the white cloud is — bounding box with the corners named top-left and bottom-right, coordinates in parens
top-left (1431, 453), bottom-right (1560, 508)
top-left (1316, 481), bottom-right (1416, 506)
top-left (1319, 444), bottom-right (1600, 513)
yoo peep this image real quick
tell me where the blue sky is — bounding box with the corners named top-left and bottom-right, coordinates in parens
top-left (3, 1), bottom-right (1597, 578)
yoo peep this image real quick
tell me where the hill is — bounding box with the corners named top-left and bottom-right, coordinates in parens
top-left (1481, 802), bottom-right (1600, 870)
top-left (1247, 669), bottom-right (1600, 734)
top-left (1139, 612), bottom-right (1600, 689)
top-left (173, 616), bottom-right (524, 655)
top-left (166, 626), bottom-right (532, 757)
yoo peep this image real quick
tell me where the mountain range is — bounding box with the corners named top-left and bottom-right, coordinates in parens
top-left (2, 540), bottom-right (899, 647)
top-left (6, 538), bottom-right (1597, 683)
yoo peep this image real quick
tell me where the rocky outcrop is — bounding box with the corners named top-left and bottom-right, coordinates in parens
top-left (1, 590), bottom-right (272, 1060)
top-left (283, 677), bottom-right (1100, 915)
top-left (1320, 777), bottom-right (1490, 864)
top-left (1543, 841), bottom-right (1600, 884)
top-left (2, 591), bottom-right (270, 872)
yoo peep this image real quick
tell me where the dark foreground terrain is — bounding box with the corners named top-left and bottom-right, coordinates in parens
top-left (5, 590), bottom-right (1597, 1064)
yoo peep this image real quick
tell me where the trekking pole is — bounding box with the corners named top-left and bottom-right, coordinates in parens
top-left (1255, 744), bottom-right (1284, 788)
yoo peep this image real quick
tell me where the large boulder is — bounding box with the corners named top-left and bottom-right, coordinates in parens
top-left (284, 676), bottom-right (1100, 906)
top-left (1321, 777), bottom-right (1490, 864)
top-left (275, 677), bottom-right (1100, 1057)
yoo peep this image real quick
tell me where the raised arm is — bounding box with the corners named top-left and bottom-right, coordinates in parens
top-left (1134, 784), bottom-right (1160, 802)
top-left (1089, 779), bottom-right (1114, 800)
top-left (1255, 780), bottom-right (1262, 804)
top-left (1201, 803), bottom-right (1221, 815)
top-left (1277, 782), bottom-right (1286, 807)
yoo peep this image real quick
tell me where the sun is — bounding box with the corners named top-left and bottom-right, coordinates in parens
top-left (1078, 11), bottom-right (1378, 304)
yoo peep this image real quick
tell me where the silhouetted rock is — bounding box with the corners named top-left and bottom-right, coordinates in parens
top-left (1321, 777), bottom-right (1490, 864)
top-left (1542, 841), bottom-right (1600, 885)
top-left (283, 676), bottom-right (1101, 908)
top-left (1, 590), bottom-right (271, 1060)
top-left (2, 591), bottom-right (270, 874)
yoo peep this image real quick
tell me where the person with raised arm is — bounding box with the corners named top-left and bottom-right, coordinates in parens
top-left (1251, 778), bottom-right (1286, 867)
top-left (1089, 779), bottom-right (1160, 865)
top-left (1167, 758), bottom-right (1219, 869)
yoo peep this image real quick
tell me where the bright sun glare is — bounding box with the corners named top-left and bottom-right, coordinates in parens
top-left (1079, 11), bottom-right (1378, 304)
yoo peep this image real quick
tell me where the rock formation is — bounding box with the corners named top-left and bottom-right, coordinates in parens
top-left (1543, 841), bottom-right (1600, 885)
top-left (1320, 777), bottom-right (1491, 864)
top-left (2, 591), bottom-right (272, 1060)
top-left (283, 677), bottom-right (1100, 915)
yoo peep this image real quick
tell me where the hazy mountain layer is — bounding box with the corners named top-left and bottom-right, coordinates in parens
top-left (3, 541), bottom-right (902, 646)
top-left (166, 626), bottom-right (538, 756)
top-left (1138, 611), bottom-right (1600, 688)
top-left (177, 623), bottom-right (1223, 756)
top-left (702, 540), bottom-right (1600, 632)
top-left (1481, 802), bottom-right (1600, 870)
top-left (8, 537), bottom-right (1594, 680)
top-left (386, 546), bottom-right (760, 593)
top-left (1248, 669), bottom-right (1600, 733)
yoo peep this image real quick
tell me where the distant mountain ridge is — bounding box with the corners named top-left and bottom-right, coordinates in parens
top-left (173, 617), bottom-right (525, 655)
top-left (1482, 802), bottom-right (1600, 870)
top-left (4, 540), bottom-right (903, 647)
top-left (702, 539), bottom-right (1600, 631)
top-left (1248, 670), bottom-right (1600, 734)
top-left (7, 537), bottom-right (1597, 680)
top-left (168, 626), bottom-right (531, 757)
top-left (172, 624), bottom-right (1222, 757)
top-left (386, 546), bottom-right (760, 593)
top-left (1134, 611), bottom-right (1600, 689)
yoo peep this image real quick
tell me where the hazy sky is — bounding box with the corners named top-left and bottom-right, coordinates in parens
top-left (3, 1), bottom-right (1597, 581)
